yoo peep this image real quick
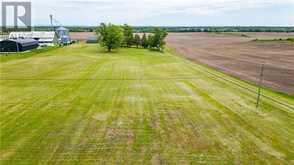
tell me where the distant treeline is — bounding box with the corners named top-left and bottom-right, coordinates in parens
top-left (3, 26), bottom-right (294, 33)
top-left (135, 26), bottom-right (294, 33)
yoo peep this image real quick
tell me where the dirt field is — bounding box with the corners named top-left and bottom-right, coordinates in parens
top-left (70, 32), bottom-right (95, 41)
top-left (167, 32), bottom-right (294, 95)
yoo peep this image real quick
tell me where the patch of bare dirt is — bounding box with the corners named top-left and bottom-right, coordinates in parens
top-left (70, 32), bottom-right (96, 41)
top-left (167, 32), bottom-right (294, 95)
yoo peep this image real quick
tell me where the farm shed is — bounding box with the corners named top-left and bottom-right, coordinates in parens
top-left (0, 39), bottom-right (39, 52)
top-left (86, 36), bottom-right (98, 43)
top-left (9, 32), bottom-right (57, 46)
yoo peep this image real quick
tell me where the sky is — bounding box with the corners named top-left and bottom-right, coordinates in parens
top-left (2, 0), bottom-right (294, 26)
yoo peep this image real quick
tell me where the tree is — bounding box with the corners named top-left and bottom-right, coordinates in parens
top-left (147, 35), bottom-right (153, 49)
top-left (122, 24), bottom-right (134, 48)
top-left (97, 23), bottom-right (123, 52)
top-left (134, 34), bottom-right (141, 48)
top-left (149, 28), bottom-right (168, 51)
top-left (141, 33), bottom-right (149, 48)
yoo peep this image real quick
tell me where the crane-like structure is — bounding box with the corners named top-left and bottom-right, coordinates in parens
top-left (49, 15), bottom-right (62, 31)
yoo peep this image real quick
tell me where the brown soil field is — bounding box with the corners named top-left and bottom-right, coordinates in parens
top-left (167, 32), bottom-right (294, 95)
top-left (70, 32), bottom-right (96, 41)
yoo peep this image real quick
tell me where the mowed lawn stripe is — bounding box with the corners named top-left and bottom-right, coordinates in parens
top-left (0, 43), bottom-right (293, 164)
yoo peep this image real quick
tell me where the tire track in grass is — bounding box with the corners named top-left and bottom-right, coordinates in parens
top-left (1, 44), bottom-right (293, 163)
top-left (185, 81), bottom-right (289, 162)
top-left (139, 54), bottom-right (163, 163)
top-left (99, 62), bottom-right (122, 161)
top-left (171, 53), bottom-right (294, 111)
top-left (136, 51), bottom-right (159, 163)
top-left (104, 80), bottom-right (128, 163)
top-left (177, 82), bottom-right (244, 163)
top-left (155, 80), bottom-right (190, 162)
top-left (78, 62), bottom-right (128, 163)
top-left (151, 80), bottom-right (174, 164)
top-left (53, 94), bottom-right (100, 162)
top-left (183, 91), bottom-right (266, 163)
top-left (0, 81), bottom-right (68, 153)
top-left (193, 75), bottom-right (294, 135)
top-left (45, 79), bottom-right (107, 164)
top-left (165, 55), bottom-right (292, 162)
top-left (0, 56), bottom-right (103, 127)
top-left (139, 53), bottom-right (169, 164)
top-left (0, 62), bottom-right (102, 135)
top-left (118, 60), bottom-right (141, 163)
top-left (171, 80), bottom-right (232, 163)
top-left (0, 52), bottom-right (111, 163)
top-left (193, 77), bottom-right (294, 145)
top-left (73, 62), bottom-right (117, 163)
top-left (4, 66), bottom-right (104, 163)
top-left (74, 80), bottom-right (111, 163)
top-left (44, 53), bottom-right (117, 163)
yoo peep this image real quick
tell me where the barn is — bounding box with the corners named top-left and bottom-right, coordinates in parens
top-left (9, 32), bottom-right (57, 46)
top-left (0, 39), bottom-right (39, 52)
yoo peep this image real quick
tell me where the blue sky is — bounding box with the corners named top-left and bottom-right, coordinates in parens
top-left (3, 0), bottom-right (294, 26)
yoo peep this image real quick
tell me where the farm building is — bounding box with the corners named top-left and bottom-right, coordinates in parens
top-left (0, 35), bottom-right (9, 41)
top-left (0, 39), bottom-right (39, 52)
top-left (56, 27), bottom-right (71, 44)
top-left (86, 36), bottom-right (98, 43)
top-left (9, 32), bottom-right (58, 46)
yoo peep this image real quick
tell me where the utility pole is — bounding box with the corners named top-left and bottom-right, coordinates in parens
top-left (50, 15), bottom-right (54, 31)
top-left (256, 64), bottom-right (265, 108)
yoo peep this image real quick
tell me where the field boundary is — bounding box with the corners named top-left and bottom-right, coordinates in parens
top-left (168, 47), bottom-right (294, 111)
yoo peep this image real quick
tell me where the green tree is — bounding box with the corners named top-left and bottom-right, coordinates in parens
top-left (147, 35), bottom-right (153, 49)
top-left (97, 23), bottom-right (123, 52)
top-left (122, 24), bottom-right (134, 48)
top-left (134, 34), bottom-right (141, 48)
top-left (141, 33), bottom-right (149, 48)
top-left (149, 28), bottom-right (168, 51)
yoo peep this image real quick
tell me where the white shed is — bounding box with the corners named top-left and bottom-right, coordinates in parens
top-left (9, 32), bottom-right (58, 46)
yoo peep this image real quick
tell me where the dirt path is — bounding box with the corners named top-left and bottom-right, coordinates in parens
top-left (167, 32), bottom-right (294, 95)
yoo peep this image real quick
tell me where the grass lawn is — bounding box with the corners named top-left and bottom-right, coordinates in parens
top-left (0, 43), bottom-right (293, 164)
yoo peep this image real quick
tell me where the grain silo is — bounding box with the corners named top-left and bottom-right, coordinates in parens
top-left (56, 27), bottom-right (71, 44)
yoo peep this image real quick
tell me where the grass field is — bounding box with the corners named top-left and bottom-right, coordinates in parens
top-left (0, 43), bottom-right (294, 164)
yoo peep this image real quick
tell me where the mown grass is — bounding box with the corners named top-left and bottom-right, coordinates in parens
top-left (0, 46), bottom-right (60, 63)
top-left (0, 43), bottom-right (293, 164)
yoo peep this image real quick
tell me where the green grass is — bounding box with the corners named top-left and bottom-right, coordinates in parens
top-left (0, 46), bottom-right (59, 63)
top-left (0, 43), bottom-right (293, 164)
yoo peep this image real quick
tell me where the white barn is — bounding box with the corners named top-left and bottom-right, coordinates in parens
top-left (9, 32), bottom-right (58, 46)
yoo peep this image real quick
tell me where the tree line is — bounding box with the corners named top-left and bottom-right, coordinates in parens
top-left (31, 26), bottom-right (294, 33)
top-left (96, 23), bottom-right (168, 52)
